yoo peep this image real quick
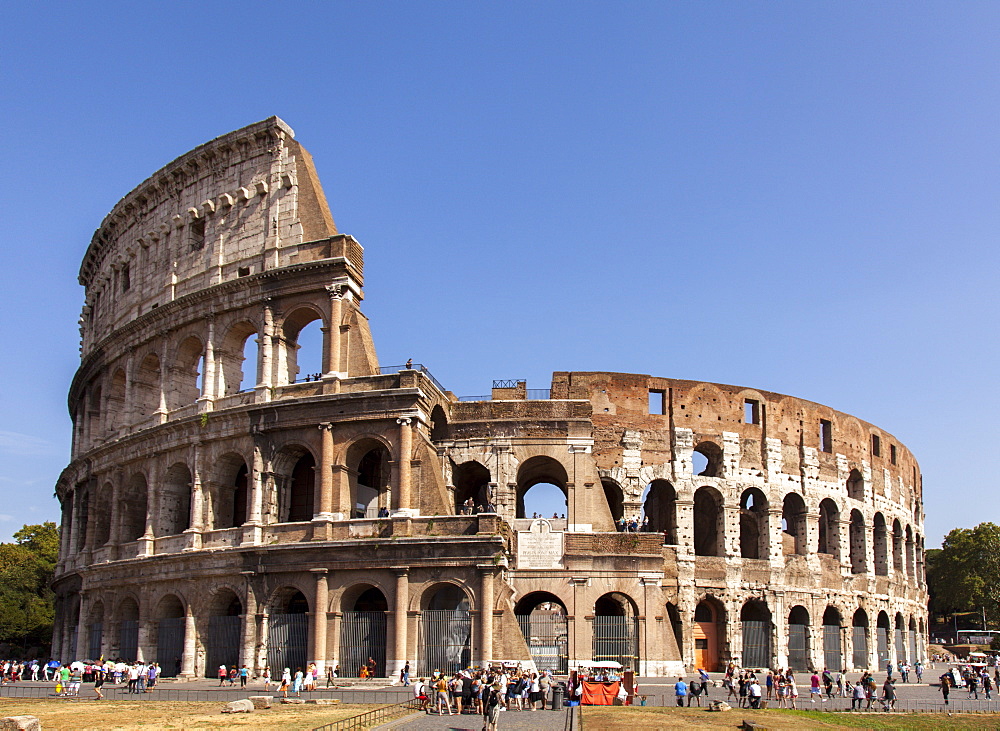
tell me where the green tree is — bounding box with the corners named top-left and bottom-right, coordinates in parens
top-left (0, 522), bottom-right (58, 653)
top-left (926, 522), bottom-right (1000, 626)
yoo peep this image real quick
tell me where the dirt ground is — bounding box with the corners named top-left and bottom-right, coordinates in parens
top-left (581, 706), bottom-right (1000, 729)
top-left (0, 699), bottom-right (391, 730)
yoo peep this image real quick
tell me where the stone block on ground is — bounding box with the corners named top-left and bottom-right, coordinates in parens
top-left (707, 700), bottom-right (731, 712)
top-left (221, 699), bottom-right (254, 713)
top-left (248, 696), bottom-right (273, 709)
top-left (305, 698), bottom-right (340, 705)
top-left (0, 717), bottom-right (41, 731)
top-left (281, 697), bottom-right (306, 704)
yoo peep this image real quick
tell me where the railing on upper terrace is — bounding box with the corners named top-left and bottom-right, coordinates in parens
top-left (379, 363), bottom-right (446, 393)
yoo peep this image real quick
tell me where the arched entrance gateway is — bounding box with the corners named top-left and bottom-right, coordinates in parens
top-left (205, 591), bottom-right (242, 677)
top-left (876, 611), bottom-right (891, 667)
top-left (741, 600), bottom-right (772, 669)
top-left (419, 584), bottom-right (471, 675)
top-left (593, 593), bottom-right (639, 671)
top-left (693, 599), bottom-right (723, 671)
top-left (268, 590), bottom-right (309, 675)
top-left (340, 586), bottom-right (388, 677)
top-left (515, 592), bottom-right (569, 673)
top-left (787, 606), bottom-right (810, 672)
top-left (823, 607), bottom-right (843, 671)
top-left (852, 609), bottom-right (869, 669)
top-left (156, 595), bottom-right (185, 677)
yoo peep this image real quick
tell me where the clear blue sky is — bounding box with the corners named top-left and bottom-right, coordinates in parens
top-left (1, 2), bottom-right (997, 545)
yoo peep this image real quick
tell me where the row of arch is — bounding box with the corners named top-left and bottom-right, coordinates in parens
top-left (73, 303), bottom-right (335, 454)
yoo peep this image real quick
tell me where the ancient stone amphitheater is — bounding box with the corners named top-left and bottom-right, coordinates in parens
top-left (53, 118), bottom-right (927, 679)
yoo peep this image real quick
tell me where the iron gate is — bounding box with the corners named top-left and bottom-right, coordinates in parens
top-left (340, 611), bottom-right (387, 677)
top-left (787, 623), bottom-right (808, 671)
top-left (741, 620), bottom-right (770, 669)
top-left (119, 619), bottom-right (138, 662)
top-left (419, 609), bottom-right (471, 675)
top-left (593, 616), bottom-right (638, 670)
top-left (87, 622), bottom-right (103, 660)
top-left (156, 618), bottom-right (185, 676)
top-left (852, 626), bottom-right (868, 669)
top-left (876, 627), bottom-right (889, 667)
top-left (823, 625), bottom-right (842, 671)
top-left (205, 615), bottom-right (242, 677)
top-left (517, 614), bottom-right (569, 673)
top-left (908, 630), bottom-right (917, 663)
top-left (68, 628), bottom-right (78, 660)
top-left (895, 628), bottom-right (905, 664)
top-left (267, 613), bottom-right (308, 674)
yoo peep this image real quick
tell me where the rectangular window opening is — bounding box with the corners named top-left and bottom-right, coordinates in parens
top-left (871, 434), bottom-right (881, 457)
top-left (238, 266), bottom-right (251, 277)
top-left (744, 399), bottom-right (760, 424)
top-left (819, 419), bottom-right (832, 453)
top-left (122, 264), bottom-right (131, 292)
top-left (648, 389), bottom-right (665, 415)
top-left (190, 218), bottom-right (206, 251)
top-left (890, 444), bottom-right (897, 465)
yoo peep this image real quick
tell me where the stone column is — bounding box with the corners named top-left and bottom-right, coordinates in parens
top-left (392, 569), bottom-right (409, 679)
top-left (108, 468), bottom-right (123, 550)
top-left (243, 440), bottom-right (266, 545)
top-left (768, 508), bottom-right (785, 564)
top-left (155, 338), bottom-right (169, 422)
top-left (139, 459), bottom-right (158, 556)
top-left (317, 423), bottom-right (335, 518)
top-left (198, 318), bottom-right (217, 412)
top-left (311, 569), bottom-right (329, 674)
top-left (393, 417), bottom-right (413, 516)
top-left (66, 489), bottom-right (80, 557)
top-left (324, 284), bottom-right (344, 377)
top-left (240, 572), bottom-right (257, 672)
top-left (674, 499), bottom-right (694, 555)
top-left (479, 569), bottom-right (495, 668)
top-left (256, 303), bottom-right (274, 402)
top-left (804, 511), bottom-right (820, 555)
top-left (75, 592), bottom-right (89, 660)
top-left (181, 607), bottom-right (196, 678)
top-left (186, 443), bottom-right (205, 550)
top-left (123, 349), bottom-right (135, 427)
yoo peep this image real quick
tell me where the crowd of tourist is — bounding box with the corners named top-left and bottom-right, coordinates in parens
top-left (411, 666), bottom-right (556, 728)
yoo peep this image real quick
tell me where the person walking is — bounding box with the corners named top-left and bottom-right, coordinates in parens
top-left (92, 665), bottom-right (105, 700)
top-left (940, 673), bottom-right (952, 715)
top-left (400, 661), bottom-right (410, 686)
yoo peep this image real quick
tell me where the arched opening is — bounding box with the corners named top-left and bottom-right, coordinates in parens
top-left (822, 606), bottom-right (843, 671)
top-left (787, 605), bottom-right (810, 671)
top-left (641, 480), bottom-right (677, 542)
top-left (117, 597), bottom-right (140, 662)
top-left (205, 590), bottom-right (243, 677)
top-left (106, 369), bottom-right (127, 433)
top-left (895, 612), bottom-right (906, 664)
top-left (430, 405), bottom-right (448, 442)
top-left (593, 593), bottom-right (639, 671)
top-left (286, 453), bottom-right (315, 523)
top-left (693, 486), bottom-right (724, 556)
top-left (846, 469), bottom-right (864, 501)
top-left (693, 598), bottom-right (723, 671)
top-left (602, 479), bottom-right (624, 524)
top-left (340, 585), bottom-right (388, 677)
top-left (281, 308), bottom-right (324, 384)
top-left (170, 335), bottom-right (204, 410)
top-left (739, 488), bottom-right (768, 559)
top-left (781, 492), bottom-right (807, 555)
top-left (133, 353), bottom-right (161, 421)
top-left (849, 510), bottom-right (866, 574)
top-left (876, 611), bottom-right (891, 668)
top-left (515, 591), bottom-right (569, 673)
top-left (218, 321), bottom-right (259, 395)
top-left (873, 513), bottom-right (889, 576)
top-left (92, 482), bottom-right (112, 547)
top-left (693, 441), bottom-right (723, 477)
top-left (905, 525), bottom-right (915, 578)
top-left (213, 454), bottom-right (249, 530)
top-left (158, 463), bottom-right (192, 536)
top-left (516, 456), bottom-right (568, 520)
top-left (852, 609), bottom-right (869, 669)
top-left (268, 589), bottom-right (309, 675)
top-left (355, 445), bottom-right (391, 518)
top-left (891, 519), bottom-right (903, 574)
top-left (87, 601), bottom-right (104, 660)
top-left (453, 460), bottom-right (490, 514)
top-left (419, 584), bottom-right (471, 675)
top-left (156, 594), bottom-right (185, 677)
top-left (818, 498), bottom-right (840, 557)
top-left (740, 600), bottom-right (772, 669)
top-left (87, 384), bottom-right (102, 443)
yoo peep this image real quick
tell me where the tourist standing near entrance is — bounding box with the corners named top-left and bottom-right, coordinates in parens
top-left (674, 677), bottom-right (687, 706)
top-left (401, 661), bottom-right (410, 686)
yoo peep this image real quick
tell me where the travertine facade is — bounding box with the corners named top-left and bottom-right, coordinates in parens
top-left (53, 118), bottom-right (927, 679)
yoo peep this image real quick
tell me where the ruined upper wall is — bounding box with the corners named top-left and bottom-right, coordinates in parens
top-left (77, 117), bottom-right (340, 357)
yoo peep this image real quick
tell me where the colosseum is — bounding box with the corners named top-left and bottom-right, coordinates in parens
top-left (52, 117), bottom-right (927, 680)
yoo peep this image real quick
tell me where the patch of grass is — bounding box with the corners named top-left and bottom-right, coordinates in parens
top-left (0, 699), bottom-right (395, 730)
top-left (581, 705), bottom-right (1000, 730)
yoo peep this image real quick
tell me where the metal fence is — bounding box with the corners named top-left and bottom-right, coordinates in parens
top-left (823, 624), bottom-right (842, 671)
top-left (119, 620), bottom-right (138, 662)
top-left (0, 685), bottom-right (413, 705)
top-left (895, 628), bottom-right (905, 664)
top-left (518, 614), bottom-right (569, 673)
top-left (742, 621), bottom-right (771, 669)
top-left (787, 624), bottom-right (808, 671)
top-left (157, 618), bottom-right (185, 677)
top-left (340, 611), bottom-right (387, 678)
top-left (205, 615), bottom-right (242, 677)
top-left (619, 691), bottom-right (1000, 714)
top-left (268, 613), bottom-right (309, 675)
top-left (87, 623), bottom-right (103, 661)
top-left (311, 698), bottom-right (419, 731)
top-left (876, 627), bottom-right (889, 666)
top-left (852, 626), bottom-right (868, 669)
top-left (592, 616), bottom-right (638, 671)
top-left (418, 609), bottom-right (471, 676)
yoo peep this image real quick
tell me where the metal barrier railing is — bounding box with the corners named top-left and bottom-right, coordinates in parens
top-left (629, 691), bottom-right (1000, 714)
top-left (311, 698), bottom-right (418, 731)
top-left (379, 364), bottom-right (446, 393)
top-left (0, 684), bottom-right (411, 705)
